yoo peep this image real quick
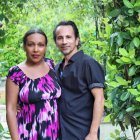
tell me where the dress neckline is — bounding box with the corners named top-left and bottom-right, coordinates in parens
top-left (16, 64), bottom-right (51, 81)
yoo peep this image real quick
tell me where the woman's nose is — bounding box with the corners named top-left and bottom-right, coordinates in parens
top-left (34, 45), bottom-right (38, 51)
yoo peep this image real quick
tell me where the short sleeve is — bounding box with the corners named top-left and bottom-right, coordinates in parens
top-left (45, 58), bottom-right (55, 70)
top-left (85, 58), bottom-right (105, 89)
top-left (7, 66), bottom-right (20, 85)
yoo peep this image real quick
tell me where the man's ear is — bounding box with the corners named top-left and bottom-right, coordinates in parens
top-left (76, 37), bottom-right (80, 46)
top-left (45, 46), bottom-right (47, 55)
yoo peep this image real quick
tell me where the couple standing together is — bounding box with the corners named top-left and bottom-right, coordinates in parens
top-left (6, 20), bottom-right (105, 140)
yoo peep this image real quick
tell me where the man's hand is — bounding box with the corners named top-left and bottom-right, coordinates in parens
top-left (17, 104), bottom-right (21, 112)
top-left (85, 133), bottom-right (98, 140)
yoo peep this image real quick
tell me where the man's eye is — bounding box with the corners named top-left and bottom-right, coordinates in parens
top-left (67, 36), bottom-right (71, 38)
top-left (38, 43), bottom-right (45, 47)
top-left (57, 37), bottom-right (62, 40)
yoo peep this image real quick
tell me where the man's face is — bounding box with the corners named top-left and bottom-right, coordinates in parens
top-left (55, 25), bottom-right (79, 57)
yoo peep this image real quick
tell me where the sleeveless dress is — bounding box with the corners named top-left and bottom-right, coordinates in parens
top-left (7, 58), bottom-right (61, 140)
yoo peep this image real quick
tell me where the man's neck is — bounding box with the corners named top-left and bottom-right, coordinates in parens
top-left (63, 50), bottom-right (78, 68)
top-left (65, 49), bottom-right (78, 61)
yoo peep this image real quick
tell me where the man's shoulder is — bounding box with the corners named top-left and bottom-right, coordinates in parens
top-left (82, 53), bottom-right (96, 63)
top-left (81, 53), bottom-right (103, 69)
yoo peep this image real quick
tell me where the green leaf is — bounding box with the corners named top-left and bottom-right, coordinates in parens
top-left (116, 59), bottom-right (124, 64)
top-left (3, 132), bottom-right (11, 138)
top-left (0, 123), bottom-right (4, 132)
top-left (116, 76), bottom-right (129, 86)
top-left (0, 14), bottom-right (7, 21)
top-left (133, 37), bottom-right (140, 47)
top-left (123, 20), bottom-right (130, 27)
top-left (118, 111), bottom-right (124, 120)
top-left (120, 57), bottom-right (131, 63)
top-left (128, 89), bottom-right (140, 95)
top-left (0, 30), bottom-right (5, 37)
top-left (128, 48), bottom-right (135, 58)
top-left (123, 0), bottom-right (134, 8)
top-left (134, 112), bottom-right (140, 117)
top-left (126, 106), bottom-right (135, 112)
top-left (110, 132), bottom-right (116, 138)
top-left (105, 99), bottom-right (113, 108)
top-left (109, 9), bottom-right (121, 17)
top-left (137, 84), bottom-right (140, 90)
top-left (134, 0), bottom-right (140, 7)
top-left (106, 62), bottom-right (117, 70)
top-left (115, 129), bottom-right (120, 135)
top-left (128, 66), bottom-right (137, 76)
top-left (103, 114), bottom-right (111, 122)
top-left (117, 32), bottom-right (124, 46)
top-left (109, 81), bottom-right (120, 88)
top-left (136, 96), bottom-right (140, 102)
top-left (128, 9), bottom-right (134, 14)
top-left (120, 92), bottom-right (130, 101)
top-left (135, 61), bottom-right (140, 65)
top-left (115, 76), bottom-right (123, 83)
top-left (119, 48), bottom-right (129, 56)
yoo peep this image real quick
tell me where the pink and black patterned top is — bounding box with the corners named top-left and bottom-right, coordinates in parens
top-left (7, 58), bottom-right (61, 140)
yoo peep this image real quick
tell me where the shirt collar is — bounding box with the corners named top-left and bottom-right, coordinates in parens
top-left (59, 50), bottom-right (84, 69)
top-left (70, 50), bottom-right (84, 62)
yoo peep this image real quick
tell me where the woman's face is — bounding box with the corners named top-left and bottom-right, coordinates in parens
top-left (24, 33), bottom-right (46, 64)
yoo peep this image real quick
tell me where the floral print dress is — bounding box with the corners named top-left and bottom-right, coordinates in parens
top-left (7, 58), bottom-right (61, 140)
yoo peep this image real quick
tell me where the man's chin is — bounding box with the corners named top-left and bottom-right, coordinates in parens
top-left (61, 51), bottom-right (70, 56)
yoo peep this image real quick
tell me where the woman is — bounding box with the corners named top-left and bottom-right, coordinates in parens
top-left (6, 28), bottom-right (61, 140)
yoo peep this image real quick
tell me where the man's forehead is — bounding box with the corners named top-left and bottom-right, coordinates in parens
top-left (56, 25), bottom-right (73, 31)
top-left (56, 25), bottom-right (74, 35)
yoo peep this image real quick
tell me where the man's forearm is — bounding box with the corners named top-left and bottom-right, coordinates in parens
top-left (89, 92), bottom-right (104, 135)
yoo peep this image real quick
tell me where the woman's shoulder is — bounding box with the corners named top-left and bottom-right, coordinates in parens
top-left (8, 65), bottom-right (20, 73)
top-left (8, 62), bottom-right (24, 76)
top-left (44, 58), bottom-right (55, 69)
top-left (44, 58), bottom-right (54, 63)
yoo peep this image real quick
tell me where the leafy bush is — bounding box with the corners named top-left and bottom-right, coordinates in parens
top-left (0, 122), bottom-right (10, 139)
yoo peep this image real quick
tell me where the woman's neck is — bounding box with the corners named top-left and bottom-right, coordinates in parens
top-left (25, 59), bottom-right (45, 67)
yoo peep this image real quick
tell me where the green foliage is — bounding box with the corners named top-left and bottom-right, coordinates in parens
top-left (0, 122), bottom-right (10, 139)
top-left (104, 0), bottom-right (140, 139)
top-left (109, 129), bottom-right (134, 140)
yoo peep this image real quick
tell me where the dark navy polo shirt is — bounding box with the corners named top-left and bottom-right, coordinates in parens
top-left (55, 50), bottom-right (105, 140)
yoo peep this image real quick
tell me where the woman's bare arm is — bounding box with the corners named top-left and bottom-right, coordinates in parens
top-left (6, 78), bottom-right (19, 140)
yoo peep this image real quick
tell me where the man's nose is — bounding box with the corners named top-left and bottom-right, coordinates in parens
top-left (62, 38), bottom-right (67, 44)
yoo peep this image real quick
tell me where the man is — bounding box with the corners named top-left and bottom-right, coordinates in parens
top-left (53, 20), bottom-right (105, 140)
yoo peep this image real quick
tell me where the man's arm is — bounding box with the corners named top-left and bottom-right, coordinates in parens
top-left (85, 88), bottom-right (104, 140)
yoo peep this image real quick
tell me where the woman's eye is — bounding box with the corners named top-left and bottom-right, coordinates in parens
top-left (27, 43), bottom-right (34, 46)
